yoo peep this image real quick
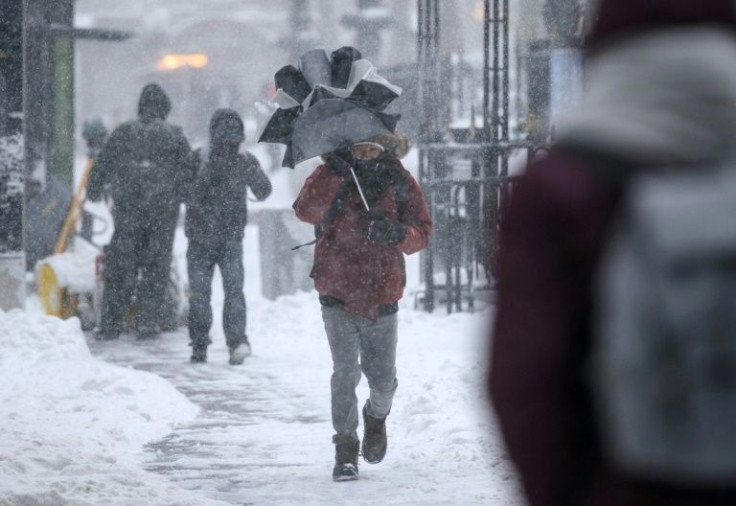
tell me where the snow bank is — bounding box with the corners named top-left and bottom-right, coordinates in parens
top-left (0, 309), bottom-right (225, 506)
top-left (36, 249), bottom-right (98, 294)
top-left (0, 133), bottom-right (23, 177)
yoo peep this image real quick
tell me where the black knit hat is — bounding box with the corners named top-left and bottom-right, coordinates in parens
top-left (138, 83), bottom-right (171, 120)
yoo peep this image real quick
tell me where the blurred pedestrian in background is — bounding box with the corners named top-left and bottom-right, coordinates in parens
top-left (488, 1), bottom-right (736, 505)
top-left (87, 83), bottom-right (194, 340)
top-left (185, 108), bottom-right (272, 365)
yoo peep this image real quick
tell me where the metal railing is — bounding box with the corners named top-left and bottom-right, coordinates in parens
top-left (416, 0), bottom-right (533, 313)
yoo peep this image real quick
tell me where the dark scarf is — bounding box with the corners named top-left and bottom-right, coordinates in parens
top-left (352, 153), bottom-right (402, 207)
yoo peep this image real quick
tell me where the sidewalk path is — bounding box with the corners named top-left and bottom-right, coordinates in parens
top-left (87, 295), bottom-right (521, 506)
top-left (89, 332), bottom-right (333, 506)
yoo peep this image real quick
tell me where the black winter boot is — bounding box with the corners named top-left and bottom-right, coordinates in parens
top-left (190, 346), bottom-right (207, 363)
top-left (362, 400), bottom-right (388, 464)
top-left (332, 434), bottom-right (360, 481)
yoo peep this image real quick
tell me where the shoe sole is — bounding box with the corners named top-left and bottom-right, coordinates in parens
top-left (333, 474), bottom-right (359, 482)
top-left (362, 455), bottom-right (384, 464)
top-left (333, 463), bottom-right (359, 481)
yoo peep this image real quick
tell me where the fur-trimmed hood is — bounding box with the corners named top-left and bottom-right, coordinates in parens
top-left (366, 131), bottom-right (410, 159)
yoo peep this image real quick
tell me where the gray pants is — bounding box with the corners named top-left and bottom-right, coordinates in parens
top-left (321, 304), bottom-right (399, 438)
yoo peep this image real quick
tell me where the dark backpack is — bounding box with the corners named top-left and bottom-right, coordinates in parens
top-left (592, 163), bottom-right (736, 485)
top-left (123, 120), bottom-right (182, 206)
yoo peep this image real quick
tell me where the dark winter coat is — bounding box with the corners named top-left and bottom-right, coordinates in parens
top-left (293, 155), bottom-right (432, 320)
top-left (185, 109), bottom-right (272, 243)
top-left (86, 83), bottom-right (193, 215)
top-left (488, 14), bottom-right (736, 506)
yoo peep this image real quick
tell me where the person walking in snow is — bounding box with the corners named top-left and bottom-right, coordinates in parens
top-left (489, 1), bottom-right (736, 505)
top-left (293, 132), bottom-right (432, 481)
top-left (87, 83), bottom-right (195, 340)
top-left (185, 109), bottom-right (272, 365)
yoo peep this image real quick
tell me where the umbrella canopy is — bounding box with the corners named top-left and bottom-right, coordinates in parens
top-left (257, 106), bottom-right (300, 145)
top-left (289, 99), bottom-right (400, 168)
top-left (274, 66), bottom-right (312, 104)
top-left (257, 46), bottom-right (403, 168)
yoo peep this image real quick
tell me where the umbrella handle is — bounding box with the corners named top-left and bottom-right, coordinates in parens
top-left (349, 167), bottom-right (370, 211)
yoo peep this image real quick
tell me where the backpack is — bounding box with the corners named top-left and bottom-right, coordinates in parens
top-left (124, 120), bottom-right (181, 206)
top-left (593, 163), bottom-right (736, 485)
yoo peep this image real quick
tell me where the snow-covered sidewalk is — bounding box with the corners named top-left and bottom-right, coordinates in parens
top-left (1, 206), bottom-right (523, 505)
top-left (89, 292), bottom-right (521, 505)
top-left (0, 291), bottom-right (523, 505)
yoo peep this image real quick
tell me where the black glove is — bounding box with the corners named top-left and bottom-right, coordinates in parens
top-left (362, 210), bottom-right (407, 246)
top-left (324, 148), bottom-right (354, 178)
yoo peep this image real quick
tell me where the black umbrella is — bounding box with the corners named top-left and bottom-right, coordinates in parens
top-left (258, 46), bottom-right (402, 168)
top-left (343, 59), bottom-right (402, 111)
top-left (298, 48), bottom-right (332, 88)
top-left (288, 98), bottom-right (399, 168)
top-left (330, 46), bottom-right (363, 88)
top-left (274, 65), bottom-right (312, 103)
top-left (257, 106), bottom-right (301, 144)
top-left (350, 79), bottom-right (401, 111)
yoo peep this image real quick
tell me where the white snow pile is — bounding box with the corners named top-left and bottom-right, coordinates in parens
top-left (0, 133), bottom-right (23, 176)
top-left (35, 248), bottom-right (98, 294)
top-left (0, 309), bottom-right (224, 506)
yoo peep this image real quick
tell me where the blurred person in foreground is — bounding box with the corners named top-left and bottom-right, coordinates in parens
top-left (87, 83), bottom-right (194, 340)
top-left (293, 132), bottom-right (432, 481)
top-left (185, 109), bottom-right (271, 365)
top-left (488, 1), bottom-right (736, 505)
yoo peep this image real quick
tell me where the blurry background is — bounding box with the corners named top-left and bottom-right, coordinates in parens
top-left (73, 0), bottom-right (486, 147)
top-left (1, 0), bottom-right (590, 313)
top-left (71, 0), bottom-right (584, 147)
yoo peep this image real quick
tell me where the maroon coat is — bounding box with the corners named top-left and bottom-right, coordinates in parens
top-left (489, 149), bottom-right (736, 506)
top-left (293, 156), bottom-right (432, 320)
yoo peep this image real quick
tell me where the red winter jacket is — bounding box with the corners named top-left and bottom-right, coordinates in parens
top-left (293, 157), bottom-right (432, 320)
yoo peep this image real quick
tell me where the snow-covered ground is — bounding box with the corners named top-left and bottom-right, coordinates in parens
top-left (0, 152), bottom-right (524, 505)
top-left (0, 307), bottom-right (223, 506)
top-left (0, 256), bottom-right (523, 505)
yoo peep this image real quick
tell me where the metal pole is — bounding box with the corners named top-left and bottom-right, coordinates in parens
top-left (482, 0), bottom-right (490, 142)
top-left (502, 0), bottom-right (509, 143)
top-left (0, 0), bottom-right (26, 309)
top-left (492, 0), bottom-right (500, 145)
top-left (416, 0), bottom-right (436, 312)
